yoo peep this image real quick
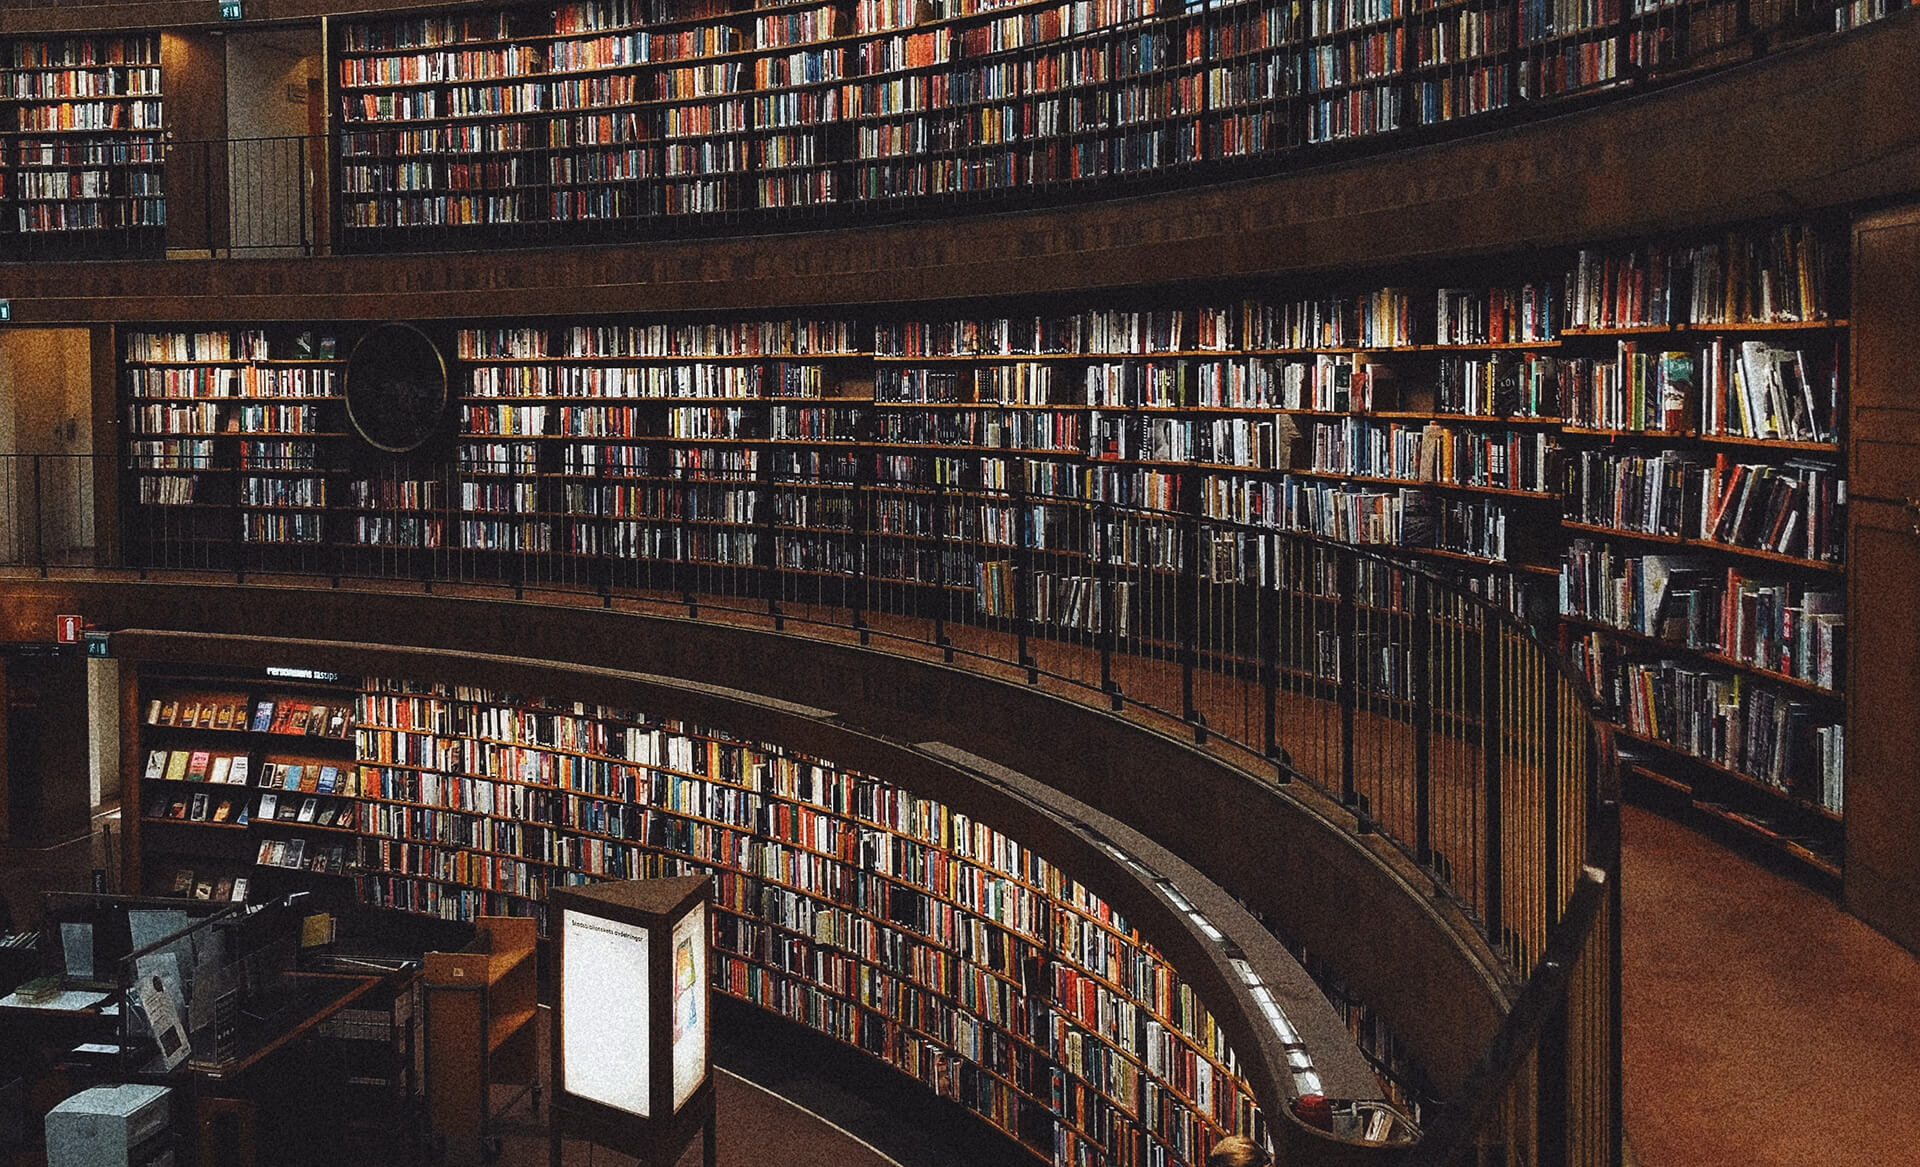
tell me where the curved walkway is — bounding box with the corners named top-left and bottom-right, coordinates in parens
top-left (1621, 805), bottom-right (1920, 1167)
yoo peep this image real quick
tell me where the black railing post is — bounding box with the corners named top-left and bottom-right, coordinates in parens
top-left (1336, 551), bottom-right (1358, 810)
top-left (1178, 497), bottom-right (1201, 737)
top-left (1484, 617), bottom-right (1505, 945)
top-left (1412, 573), bottom-right (1433, 866)
top-left (932, 480), bottom-right (950, 661)
top-left (1095, 499), bottom-right (1119, 710)
top-left (32, 455), bottom-right (46, 575)
top-left (202, 141), bottom-right (216, 257)
top-left (1538, 983), bottom-right (1570, 1167)
top-left (1543, 672), bottom-right (1562, 927)
top-left (1258, 531), bottom-right (1287, 782)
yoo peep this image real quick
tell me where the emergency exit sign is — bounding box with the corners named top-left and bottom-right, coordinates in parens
top-left (219, 1), bottom-right (244, 19)
top-left (0, 300), bottom-right (11, 322)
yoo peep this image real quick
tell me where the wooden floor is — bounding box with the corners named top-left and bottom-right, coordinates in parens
top-left (1620, 804), bottom-right (1920, 1167)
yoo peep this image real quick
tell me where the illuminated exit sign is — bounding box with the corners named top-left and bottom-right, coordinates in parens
top-left (219, 1), bottom-right (244, 19)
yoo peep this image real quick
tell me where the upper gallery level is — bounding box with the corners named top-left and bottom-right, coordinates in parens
top-left (0, 0), bottom-right (1913, 315)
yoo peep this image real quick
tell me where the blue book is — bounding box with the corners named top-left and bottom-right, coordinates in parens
top-left (251, 701), bottom-right (275, 733)
top-left (282, 764), bottom-right (303, 791)
top-left (317, 765), bottom-right (339, 795)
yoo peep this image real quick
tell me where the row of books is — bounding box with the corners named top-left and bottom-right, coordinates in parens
top-left (1559, 543), bottom-right (1844, 691)
top-left (142, 747), bottom-right (356, 795)
top-left (145, 694), bottom-right (354, 737)
top-left (1585, 653), bottom-right (1844, 810)
top-left (256, 837), bottom-right (352, 873)
top-left (162, 869), bottom-right (248, 903)
top-left (1561, 450), bottom-right (1845, 564)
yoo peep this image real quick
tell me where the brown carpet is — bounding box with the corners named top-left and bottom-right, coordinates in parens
top-left (489, 1071), bottom-right (899, 1167)
top-left (1621, 804), bottom-right (1920, 1167)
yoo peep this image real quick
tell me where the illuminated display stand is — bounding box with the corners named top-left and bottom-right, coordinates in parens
top-left (549, 875), bottom-right (715, 1167)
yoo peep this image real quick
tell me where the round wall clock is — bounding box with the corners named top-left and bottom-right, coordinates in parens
top-left (345, 323), bottom-right (448, 453)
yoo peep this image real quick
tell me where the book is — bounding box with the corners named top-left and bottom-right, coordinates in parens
top-left (164, 751), bottom-right (191, 782)
top-left (166, 795), bottom-right (188, 819)
top-left (144, 750), bottom-right (169, 781)
top-left (230, 877), bottom-right (250, 902)
top-left (283, 839), bottom-right (306, 868)
top-left (258, 793), bottom-right (278, 820)
top-left (192, 878), bottom-right (214, 901)
top-left (282, 764), bottom-right (303, 791)
top-left (211, 798), bottom-right (234, 823)
top-left (185, 750), bottom-right (212, 781)
top-left (277, 797), bottom-right (299, 821)
top-left (327, 707), bottom-right (349, 737)
top-left (306, 704), bottom-right (327, 735)
top-left (213, 877), bottom-right (234, 901)
top-left (147, 699), bottom-right (162, 724)
top-left (258, 762), bottom-right (280, 788)
top-left (251, 701), bottom-right (275, 732)
top-left (214, 702), bottom-right (234, 731)
top-left (182, 701), bottom-right (202, 728)
top-left (160, 700), bottom-right (179, 725)
top-left (317, 765), bottom-right (339, 795)
top-left (189, 792), bottom-right (209, 821)
top-left (297, 797), bottom-right (318, 824)
top-left (228, 756), bottom-right (250, 785)
top-left (209, 756), bottom-right (232, 785)
top-left (316, 802), bottom-right (339, 828)
top-left (170, 867), bottom-right (194, 895)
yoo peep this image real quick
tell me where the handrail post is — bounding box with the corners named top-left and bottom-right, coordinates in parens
top-left (33, 454), bottom-right (45, 575)
top-left (1543, 672), bottom-right (1562, 927)
top-left (1095, 499), bottom-right (1119, 710)
top-left (1258, 531), bottom-right (1283, 779)
top-left (1412, 572), bottom-right (1432, 865)
top-left (1483, 615), bottom-right (1504, 946)
top-left (1178, 496), bottom-right (1201, 737)
top-left (1336, 551), bottom-right (1357, 811)
top-left (932, 480), bottom-right (950, 661)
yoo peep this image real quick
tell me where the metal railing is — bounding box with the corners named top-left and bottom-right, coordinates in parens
top-left (0, 450), bottom-right (1621, 1164)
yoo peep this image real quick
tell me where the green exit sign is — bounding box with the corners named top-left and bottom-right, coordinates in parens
top-left (83, 632), bottom-right (111, 658)
top-left (219, 1), bottom-right (244, 19)
top-left (0, 300), bottom-right (11, 322)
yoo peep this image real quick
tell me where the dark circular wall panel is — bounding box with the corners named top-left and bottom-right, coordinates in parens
top-left (345, 322), bottom-right (448, 453)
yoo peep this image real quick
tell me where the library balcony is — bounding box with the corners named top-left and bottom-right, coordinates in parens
top-left (2, 2), bottom-right (1919, 1165)
top-left (0, 445), bottom-right (1618, 1165)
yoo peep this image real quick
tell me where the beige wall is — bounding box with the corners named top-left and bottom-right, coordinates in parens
top-left (226, 30), bottom-right (322, 256)
top-left (0, 329), bottom-right (94, 564)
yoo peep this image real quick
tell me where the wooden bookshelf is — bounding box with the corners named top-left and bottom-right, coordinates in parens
top-left (0, 32), bottom-right (163, 254)
top-left (129, 671), bottom-right (362, 904)
top-left (114, 217), bottom-right (1849, 882)
top-left (121, 327), bottom-right (350, 565)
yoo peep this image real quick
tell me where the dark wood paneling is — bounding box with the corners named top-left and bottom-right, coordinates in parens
top-left (160, 31), bottom-right (230, 255)
top-left (1847, 208), bottom-right (1920, 954)
top-left (1, 18), bottom-right (1918, 323)
top-left (0, 578), bottom-right (1510, 1095)
top-left (88, 325), bottom-right (119, 566)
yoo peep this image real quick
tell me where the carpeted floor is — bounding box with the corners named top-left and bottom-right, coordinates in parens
top-left (1620, 804), bottom-right (1920, 1167)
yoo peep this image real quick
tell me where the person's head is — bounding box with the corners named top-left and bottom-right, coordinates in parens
top-left (1206, 1134), bottom-right (1271, 1167)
